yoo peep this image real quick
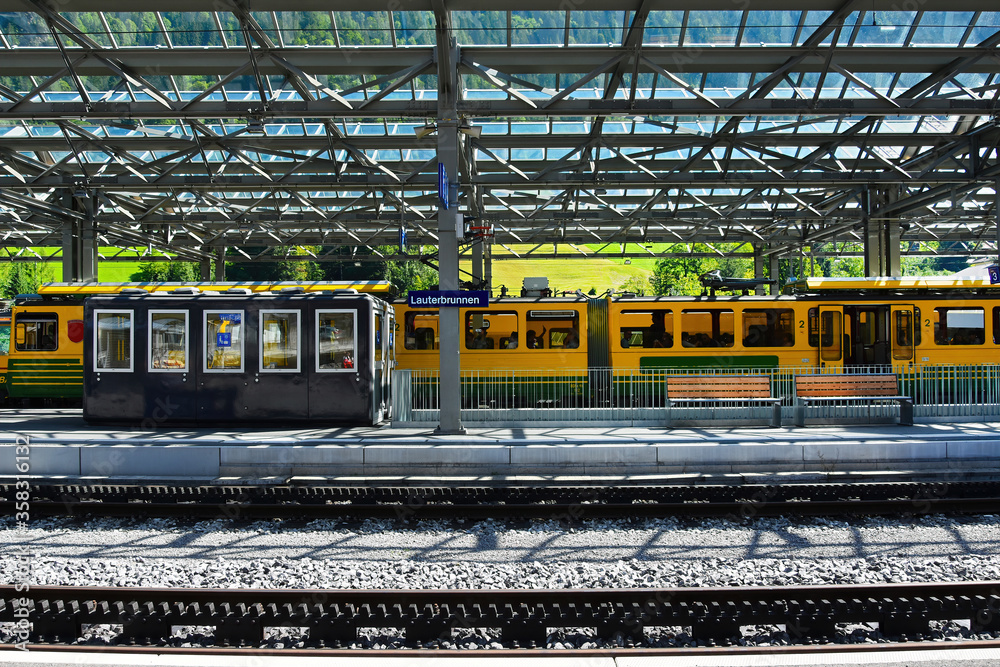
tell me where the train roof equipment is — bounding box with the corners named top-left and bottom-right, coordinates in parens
top-left (35, 280), bottom-right (391, 296)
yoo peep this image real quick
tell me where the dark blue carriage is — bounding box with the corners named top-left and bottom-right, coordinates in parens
top-left (83, 288), bottom-right (393, 425)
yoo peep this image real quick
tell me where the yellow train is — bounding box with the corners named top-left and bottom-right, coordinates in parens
top-left (395, 276), bottom-right (999, 373)
top-left (2, 275), bottom-right (998, 410)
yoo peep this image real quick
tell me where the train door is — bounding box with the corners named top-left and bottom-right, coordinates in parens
top-left (890, 304), bottom-right (915, 368)
top-left (372, 304), bottom-right (392, 423)
top-left (817, 306), bottom-right (844, 370)
top-left (843, 305), bottom-right (891, 367)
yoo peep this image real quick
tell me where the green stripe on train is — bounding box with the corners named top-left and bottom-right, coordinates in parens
top-left (639, 355), bottom-right (779, 369)
top-left (7, 357), bottom-right (83, 399)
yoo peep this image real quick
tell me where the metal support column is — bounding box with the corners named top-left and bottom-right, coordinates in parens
top-left (768, 254), bottom-right (779, 296)
top-left (214, 246), bottom-right (226, 281)
top-left (200, 259), bottom-right (212, 281)
top-left (472, 238), bottom-right (483, 288)
top-left (753, 246), bottom-right (765, 295)
top-left (863, 188), bottom-right (881, 277)
top-left (62, 190), bottom-right (98, 282)
top-left (864, 187), bottom-right (901, 277)
top-left (484, 237), bottom-right (493, 295)
top-left (434, 9), bottom-right (464, 434)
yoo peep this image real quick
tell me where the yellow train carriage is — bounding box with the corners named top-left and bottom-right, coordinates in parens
top-left (395, 297), bottom-right (590, 408)
top-left (6, 298), bottom-right (86, 401)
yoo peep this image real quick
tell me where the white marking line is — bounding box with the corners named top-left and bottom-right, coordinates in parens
top-left (618, 647), bottom-right (1000, 665)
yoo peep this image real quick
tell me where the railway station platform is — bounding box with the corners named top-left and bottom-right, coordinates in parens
top-left (2, 646), bottom-right (1000, 666)
top-left (1, 409), bottom-right (999, 483)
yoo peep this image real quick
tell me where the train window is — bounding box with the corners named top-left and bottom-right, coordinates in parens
top-left (619, 310), bottom-right (672, 348)
top-left (317, 310), bottom-right (356, 372)
top-left (742, 309), bottom-right (795, 347)
top-left (525, 310), bottom-right (578, 350)
top-left (404, 312), bottom-right (439, 350)
top-left (14, 312), bottom-right (58, 351)
top-left (94, 310), bottom-right (133, 372)
top-left (0, 323), bottom-right (8, 355)
top-left (934, 307), bottom-right (984, 345)
top-left (820, 310), bottom-right (842, 361)
top-left (893, 310), bottom-right (914, 360)
top-left (149, 311), bottom-right (188, 372)
top-left (374, 314), bottom-right (383, 362)
top-left (205, 310), bottom-right (244, 372)
top-left (260, 310), bottom-right (300, 372)
top-left (994, 308), bottom-right (1000, 344)
top-left (808, 308), bottom-right (818, 347)
top-left (465, 311), bottom-right (517, 350)
top-left (680, 309), bottom-right (734, 348)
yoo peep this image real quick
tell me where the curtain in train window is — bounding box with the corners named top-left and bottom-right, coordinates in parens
top-left (260, 310), bottom-right (300, 372)
top-left (149, 311), bottom-right (187, 371)
top-left (317, 310), bottom-right (356, 371)
top-left (14, 312), bottom-right (58, 351)
top-left (934, 307), bottom-right (984, 345)
top-left (205, 311), bottom-right (244, 371)
top-left (94, 311), bottom-right (133, 372)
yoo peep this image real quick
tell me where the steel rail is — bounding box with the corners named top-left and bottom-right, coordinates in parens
top-left (2, 582), bottom-right (999, 649)
top-left (3, 496), bottom-right (1000, 520)
top-left (3, 481), bottom-right (1000, 520)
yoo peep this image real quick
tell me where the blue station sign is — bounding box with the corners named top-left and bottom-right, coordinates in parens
top-left (408, 290), bottom-right (489, 308)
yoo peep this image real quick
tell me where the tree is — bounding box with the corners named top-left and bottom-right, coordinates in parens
top-left (650, 245), bottom-right (753, 296)
top-left (0, 262), bottom-right (53, 299)
top-left (129, 261), bottom-right (198, 282)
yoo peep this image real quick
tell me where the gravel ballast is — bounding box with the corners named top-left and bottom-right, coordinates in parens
top-left (4, 513), bottom-right (1000, 649)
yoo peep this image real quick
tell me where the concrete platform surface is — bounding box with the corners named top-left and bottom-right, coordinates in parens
top-left (1, 410), bottom-right (999, 480)
top-left (2, 647), bottom-right (1000, 666)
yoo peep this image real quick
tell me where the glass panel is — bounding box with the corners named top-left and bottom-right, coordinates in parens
top-left (261, 311), bottom-right (299, 372)
top-left (525, 309), bottom-right (579, 350)
top-left (465, 311), bottom-right (518, 350)
top-left (150, 311), bottom-right (187, 371)
top-left (14, 313), bottom-right (58, 351)
top-left (681, 309), bottom-right (734, 348)
top-left (374, 313), bottom-right (383, 362)
top-left (318, 311), bottom-right (356, 370)
top-left (619, 309), bottom-right (673, 348)
top-left (934, 307), bottom-right (984, 345)
top-left (205, 311), bottom-right (244, 371)
top-left (95, 311), bottom-right (132, 371)
top-left (404, 311), bottom-right (439, 350)
top-left (742, 309), bottom-right (795, 347)
top-left (820, 310), bottom-right (842, 361)
top-left (893, 310), bottom-right (914, 360)
top-left (0, 323), bottom-right (8, 355)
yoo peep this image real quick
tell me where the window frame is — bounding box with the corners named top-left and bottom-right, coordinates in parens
top-left (204, 309), bottom-right (245, 373)
top-left (93, 309), bottom-right (134, 373)
top-left (316, 309), bottom-right (358, 373)
top-left (14, 311), bottom-right (58, 352)
top-left (259, 309), bottom-right (301, 373)
top-left (148, 310), bottom-right (189, 373)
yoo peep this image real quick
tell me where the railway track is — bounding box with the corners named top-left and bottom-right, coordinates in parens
top-left (2, 582), bottom-right (999, 652)
top-left (3, 481), bottom-right (1000, 520)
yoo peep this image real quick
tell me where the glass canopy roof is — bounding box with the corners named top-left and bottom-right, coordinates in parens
top-left (0, 2), bottom-right (997, 266)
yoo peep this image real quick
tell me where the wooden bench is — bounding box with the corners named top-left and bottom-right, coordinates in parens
top-left (793, 374), bottom-right (913, 427)
top-left (667, 375), bottom-right (782, 427)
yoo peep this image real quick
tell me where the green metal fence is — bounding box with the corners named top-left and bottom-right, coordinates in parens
top-left (391, 364), bottom-right (1000, 426)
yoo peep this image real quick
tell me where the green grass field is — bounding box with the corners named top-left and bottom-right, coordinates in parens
top-left (470, 257), bottom-right (654, 295)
